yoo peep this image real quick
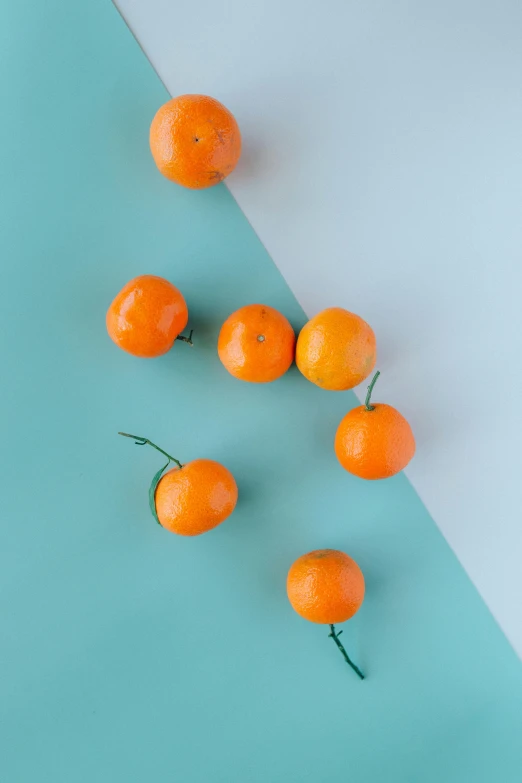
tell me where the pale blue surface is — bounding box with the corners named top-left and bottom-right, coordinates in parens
top-left (1, 1), bottom-right (521, 781)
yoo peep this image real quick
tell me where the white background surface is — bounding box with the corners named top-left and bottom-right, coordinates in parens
top-left (116, 0), bottom-right (522, 654)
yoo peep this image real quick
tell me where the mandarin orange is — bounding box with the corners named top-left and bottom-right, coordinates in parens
top-left (296, 307), bottom-right (376, 391)
top-left (287, 548), bottom-right (365, 678)
top-left (149, 94), bottom-right (241, 189)
top-left (107, 275), bottom-right (190, 358)
top-left (218, 304), bottom-right (295, 383)
top-left (335, 371), bottom-right (415, 479)
top-left (155, 460), bottom-right (237, 536)
top-left (287, 549), bottom-right (365, 625)
top-left (119, 433), bottom-right (238, 536)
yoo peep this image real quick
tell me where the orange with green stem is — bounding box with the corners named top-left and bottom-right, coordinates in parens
top-left (335, 371), bottom-right (416, 479)
top-left (287, 549), bottom-right (365, 680)
top-left (119, 433), bottom-right (238, 536)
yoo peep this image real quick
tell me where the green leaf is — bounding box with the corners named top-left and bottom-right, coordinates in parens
top-left (148, 460), bottom-right (171, 526)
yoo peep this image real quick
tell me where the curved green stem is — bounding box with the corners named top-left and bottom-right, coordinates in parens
top-left (365, 370), bottom-right (380, 411)
top-left (176, 329), bottom-right (193, 346)
top-left (328, 624), bottom-right (365, 680)
top-left (118, 432), bottom-right (183, 470)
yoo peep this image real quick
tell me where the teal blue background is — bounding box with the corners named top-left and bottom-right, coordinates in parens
top-left (1, 1), bottom-right (522, 780)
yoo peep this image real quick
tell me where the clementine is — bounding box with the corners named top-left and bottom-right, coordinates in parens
top-left (119, 433), bottom-right (238, 536)
top-left (106, 275), bottom-right (191, 358)
top-left (149, 94), bottom-right (241, 189)
top-left (287, 548), bottom-right (365, 679)
top-left (287, 549), bottom-right (365, 625)
top-left (296, 307), bottom-right (376, 391)
top-left (335, 371), bottom-right (416, 479)
top-left (218, 304), bottom-right (295, 383)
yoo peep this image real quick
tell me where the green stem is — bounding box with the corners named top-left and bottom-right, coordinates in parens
top-left (365, 370), bottom-right (380, 411)
top-left (118, 432), bottom-right (183, 469)
top-left (328, 625), bottom-right (365, 680)
top-left (176, 329), bottom-right (193, 346)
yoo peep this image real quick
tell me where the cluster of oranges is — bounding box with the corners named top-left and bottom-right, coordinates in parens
top-left (106, 95), bottom-right (416, 678)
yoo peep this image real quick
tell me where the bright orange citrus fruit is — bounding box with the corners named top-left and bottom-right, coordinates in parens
top-left (106, 274), bottom-right (189, 358)
top-left (335, 372), bottom-right (415, 479)
top-left (218, 304), bottom-right (295, 383)
top-left (287, 549), bottom-right (365, 624)
top-left (296, 307), bottom-right (376, 391)
top-left (149, 94), bottom-right (241, 189)
top-left (155, 459), bottom-right (238, 536)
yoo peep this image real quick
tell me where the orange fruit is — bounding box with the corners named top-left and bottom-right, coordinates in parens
top-left (296, 307), bottom-right (376, 391)
top-left (155, 459), bottom-right (238, 536)
top-left (335, 371), bottom-right (415, 479)
top-left (218, 304), bottom-right (295, 383)
top-left (287, 549), bottom-right (365, 624)
top-left (149, 94), bottom-right (241, 189)
top-left (119, 433), bottom-right (238, 536)
top-left (106, 274), bottom-right (189, 358)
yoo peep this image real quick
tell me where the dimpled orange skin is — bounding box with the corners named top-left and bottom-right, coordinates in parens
top-left (218, 304), bottom-right (296, 383)
top-left (149, 95), bottom-right (242, 189)
top-left (296, 307), bottom-right (376, 391)
top-left (287, 549), bottom-right (365, 624)
top-left (335, 403), bottom-right (416, 480)
top-left (154, 459), bottom-right (238, 536)
top-left (106, 275), bottom-right (188, 358)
